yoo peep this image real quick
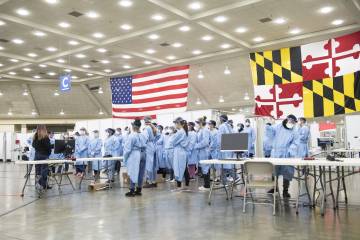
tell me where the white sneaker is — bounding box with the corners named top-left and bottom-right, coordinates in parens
top-left (198, 186), bottom-right (210, 192)
top-left (227, 177), bottom-right (234, 182)
top-left (165, 178), bottom-right (172, 182)
top-left (170, 179), bottom-right (175, 183)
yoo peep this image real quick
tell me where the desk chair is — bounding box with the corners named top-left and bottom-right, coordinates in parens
top-left (243, 161), bottom-right (278, 215)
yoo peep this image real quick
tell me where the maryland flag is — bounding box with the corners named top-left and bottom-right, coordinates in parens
top-left (249, 31), bottom-right (360, 119)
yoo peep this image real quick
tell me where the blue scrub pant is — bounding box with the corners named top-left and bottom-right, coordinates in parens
top-left (130, 152), bottom-right (146, 190)
top-left (34, 153), bottom-right (49, 188)
top-left (147, 153), bottom-right (157, 182)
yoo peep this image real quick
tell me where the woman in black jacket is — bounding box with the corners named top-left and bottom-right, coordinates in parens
top-left (32, 125), bottom-right (52, 191)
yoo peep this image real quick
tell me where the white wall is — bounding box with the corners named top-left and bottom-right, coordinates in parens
top-left (345, 115), bottom-right (360, 149)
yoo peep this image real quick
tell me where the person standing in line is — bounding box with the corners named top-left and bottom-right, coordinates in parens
top-left (187, 122), bottom-right (198, 180)
top-left (171, 117), bottom-right (190, 191)
top-left (155, 125), bottom-right (167, 179)
top-left (32, 125), bottom-right (52, 192)
top-left (142, 116), bottom-right (158, 188)
top-left (114, 128), bottom-right (123, 175)
top-left (88, 130), bottom-right (103, 182)
top-left (164, 126), bottom-right (176, 182)
top-left (296, 117), bottom-right (310, 158)
top-left (124, 119), bottom-right (147, 197)
top-left (74, 127), bottom-right (90, 178)
top-left (243, 119), bottom-right (256, 157)
top-left (103, 128), bottom-right (117, 183)
top-left (263, 122), bottom-right (275, 158)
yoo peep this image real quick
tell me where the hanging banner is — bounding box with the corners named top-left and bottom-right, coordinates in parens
top-left (59, 73), bottom-right (72, 92)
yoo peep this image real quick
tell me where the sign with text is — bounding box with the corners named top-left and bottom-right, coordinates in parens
top-left (59, 74), bottom-right (72, 92)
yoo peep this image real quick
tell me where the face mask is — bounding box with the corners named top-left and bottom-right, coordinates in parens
top-left (116, 131), bottom-right (121, 135)
top-left (107, 132), bottom-right (111, 137)
top-left (80, 130), bottom-right (85, 136)
top-left (286, 123), bottom-right (294, 129)
top-left (245, 122), bottom-right (250, 127)
top-left (94, 133), bottom-right (99, 138)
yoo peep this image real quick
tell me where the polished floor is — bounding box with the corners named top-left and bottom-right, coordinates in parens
top-left (1, 162), bottom-right (360, 240)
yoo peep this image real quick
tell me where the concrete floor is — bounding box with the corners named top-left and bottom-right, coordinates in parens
top-left (1, 162), bottom-right (360, 240)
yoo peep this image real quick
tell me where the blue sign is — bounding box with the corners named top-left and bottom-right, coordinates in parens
top-left (59, 74), bottom-right (72, 92)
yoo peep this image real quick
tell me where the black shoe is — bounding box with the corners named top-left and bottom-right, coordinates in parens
top-left (135, 188), bottom-right (142, 196)
top-left (125, 190), bottom-right (135, 197)
top-left (283, 191), bottom-right (291, 198)
top-left (46, 185), bottom-right (52, 190)
top-left (152, 183), bottom-right (157, 188)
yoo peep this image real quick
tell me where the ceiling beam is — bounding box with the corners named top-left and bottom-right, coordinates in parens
top-left (23, 83), bottom-right (40, 116)
top-left (0, 62), bottom-right (32, 74)
top-left (146, 0), bottom-right (191, 19)
top-left (45, 62), bottom-right (107, 76)
top-left (342, 0), bottom-right (360, 24)
top-left (37, 45), bottom-right (95, 63)
top-left (80, 84), bottom-right (111, 116)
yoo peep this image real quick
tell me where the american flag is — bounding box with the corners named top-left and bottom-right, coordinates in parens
top-left (110, 65), bottom-right (189, 119)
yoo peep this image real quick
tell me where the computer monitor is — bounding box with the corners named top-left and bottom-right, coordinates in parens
top-left (220, 133), bottom-right (249, 152)
top-left (54, 139), bottom-right (75, 155)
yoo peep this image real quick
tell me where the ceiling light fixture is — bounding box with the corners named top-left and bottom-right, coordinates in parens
top-left (7, 110), bottom-right (13, 116)
top-left (54, 90), bottom-right (60, 96)
top-left (86, 11), bottom-right (99, 18)
top-left (120, 24), bottom-right (133, 30)
top-left (45, 0), bottom-right (59, 4)
top-left (64, 69), bottom-right (72, 72)
top-left (319, 6), bottom-right (334, 14)
top-left (214, 15), bottom-right (228, 23)
top-left (166, 55), bottom-right (176, 60)
top-left (145, 49), bottom-right (156, 54)
top-left (0, 20), bottom-right (6, 26)
top-left (235, 27), bottom-right (247, 33)
top-left (22, 89), bottom-right (29, 96)
top-left (188, 1), bottom-right (203, 10)
top-left (68, 40), bottom-right (79, 45)
top-left (56, 58), bottom-right (65, 63)
top-left (99, 109), bottom-right (104, 115)
top-left (100, 59), bottom-right (110, 64)
top-left (96, 48), bottom-right (107, 53)
top-left (220, 43), bottom-right (231, 49)
top-left (31, 109), bottom-right (37, 116)
top-left (59, 109), bottom-right (65, 115)
top-left (104, 69), bottom-right (112, 73)
top-left (8, 71), bottom-right (16, 75)
top-left (23, 68), bottom-right (32, 72)
top-left (196, 98), bottom-right (202, 105)
top-left (47, 72), bottom-right (56, 76)
top-left (12, 38), bottom-right (24, 44)
top-left (92, 32), bottom-right (105, 38)
top-left (224, 66), bottom-right (231, 75)
top-left (289, 28), bottom-right (302, 35)
top-left (58, 22), bottom-right (70, 28)
top-left (244, 92), bottom-right (250, 100)
top-left (123, 65), bottom-right (131, 69)
top-left (144, 60), bottom-right (152, 65)
top-left (219, 96), bottom-right (225, 103)
top-left (151, 14), bottom-right (165, 21)
top-left (197, 70), bottom-right (204, 79)
top-left (46, 46), bottom-right (57, 52)
top-left (121, 54), bottom-right (132, 59)
top-left (172, 42), bottom-right (183, 48)
top-left (33, 75), bottom-right (41, 79)
top-left (148, 34), bottom-right (159, 40)
top-left (273, 17), bottom-right (286, 24)
top-left (27, 53), bottom-right (38, 57)
top-left (16, 8), bottom-right (30, 16)
top-left (201, 35), bottom-right (213, 41)
top-left (0, 90), bottom-right (3, 96)
top-left (253, 37), bottom-right (264, 42)
top-left (9, 59), bottom-right (19, 62)
top-left (179, 25), bottom-right (190, 32)
top-left (72, 76), bottom-right (78, 79)
top-left (87, 73), bottom-right (94, 76)
top-left (0, 46), bottom-right (4, 50)
top-left (192, 49), bottom-right (202, 55)
top-left (75, 53), bottom-right (86, 58)
top-left (332, 19), bottom-right (344, 25)
top-left (33, 30), bottom-right (47, 37)
top-left (39, 64), bottom-right (47, 68)
top-left (118, 0), bottom-right (133, 7)
top-left (98, 87), bottom-right (104, 94)
top-left (82, 64), bottom-right (90, 68)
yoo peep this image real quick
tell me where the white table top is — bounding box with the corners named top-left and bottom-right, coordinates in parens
top-left (200, 157), bottom-right (360, 167)
top-left (15, 157), bottom-right (123, 165)
top-left (331, 149), bottom-right (360, 153)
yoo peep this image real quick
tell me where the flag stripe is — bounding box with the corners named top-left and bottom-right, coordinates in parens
top-left (112, 97), bottom-right (187, 109)
top-left (132, 92), bottom-right (188, 104)
top-left (132, 88), bottom-right (188, 100)
top-left (132, 74), bottom-right (188, 87)
top-left (132, 83), bottom-right (188, 96)
top-left (113, 102), bottom-right (187, 113)
top-left (113, 115), bottom-right (157, 120)
top-left (112, 107), bottom-right (187, 117)
top-left (133, 65), bottom-right (189, 80)
top-left (132, 79), bottom-right (188, 92)
top-left (133, 69), bottom-right (189, 83)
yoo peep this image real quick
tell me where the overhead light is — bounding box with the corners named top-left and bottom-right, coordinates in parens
top-left (224, 66), bottom-right (231, 75)
top-left (100, 59), bottom-right (110, 64)
top-left (219, 96), bottom-right (225, 103)
top-left (332, 19), bottom-right (344, 25)
top-left (123, 65), bottom-right (131, 69)
top-left (45, 0), bottom-right (59, 4)
top-left (39, 64), bottom-right (47, 68)
top-left (319, 6), bottom-right (334, 14)
top-left (0, 63), bottom-right (3, 67)
top-left (12, 38), bottom-right (24, 44)
top-left (72, 75), bottom-right (78, 79)
top-left (166, 55), bottom-right (176, 60)
top-left (0, 20), bottom-right (6, 26)
top-left (239, 108), bottom-right (243, 113)
top-left (192, 49), bottom-right (202, 55)
top-left (56, 58), bottom-right (65, 63)
top-left (58, 22), bottom-right (70, 28)
top-left (7, 110), bottom-right (13, 116)
top-left (235, 27), bottom-right (247, 33)
top-left (82, 64), bottom-right (90, 68)
top-left (33, 31), bottom-right (47, 37)
top-left (47, 72), bottom-right (56, 76)
top-left (33, 75), bottom-right (41, 79)
top-left (54, 90), bottom-right (60, 96)
top-left (59, 109), bottom-right (65, 115)
top-left (253, 37), bottom-right (264, 42)
top-left (145, 49), bottom-right (156, 54)
top-left (46, 46), bottom-right (57, 52)
top-left (289, 28), bottom-right (302, 35)
top-left (0, 46), bottom-right (4, 50)
top-left (144, 60), bottom-right (152, 65)
top-left (214, 15), bottom-right (228, 23)
top-left (97, 48), bottom-right (107, 53)
top-left (220, 43), bottom-right (231, 49)
top-left (120, 24), bottom-right (133, 30)
top-left (197, 70), bottom-right (204, 79)
top-left (148, 34), bottom-right (159, 40)
top-left (273, 17), bottom-right (286, 24)
top-left (23, 68), bottom-right (32, 72)
top-left (244, 92), bottom-right (250, 100)
top-left (121, 54), bottom-right (132, 59)
top-left (92, 32), bottom-right (105, 38)
top-left (179, 25), bottom-right (190, 32)
top-left (16, 8), bottom-right (30, 16)
top-left (27, 53), bottom-right (38, 57)
top-left (118, 0), bottom-right (133, 7)
top-left (201, 35), bottom-right (213, 41)
top-left (99, 109), bottom-right (104, 115)
top-left (22, 89), bottom-right (29, 96)
top-left (196, 98), bottom-right (202, 105)
top-left (0, 90), bottom-right (3, 96)
top-left (98, 87), bottom-right (104, 94)
top-left (104, 69), bottom-right (112, 73)
top-left (68, 40), bottom-right (79, 45)
top-left (86, 11), bottom-right (99, 18)
top-left (151, 14), bottom-right (165, 21)
top-left (75, 53), bottom-right (86, 58)
top-left (188, 1), bottom-right (203, 10)
top-left (64, 69), bottom-right (72, 72)
top-left (87, 73), bottom-right (94, 76)
top-left (172, 42), bottom-right (183, 48)
top-left (8, 71), bottom-right (16, 75)
top-left (9, 59), bottom-right (19, 62)
top-left (31, 109), bottom-right (37, 116)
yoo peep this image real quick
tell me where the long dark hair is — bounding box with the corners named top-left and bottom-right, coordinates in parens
top-left (34, 125), bottom-right (48, 140)
top-left (181, 120), bottom-right (188, 136)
